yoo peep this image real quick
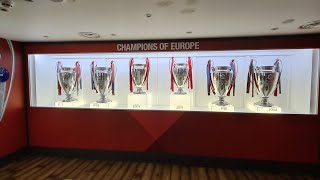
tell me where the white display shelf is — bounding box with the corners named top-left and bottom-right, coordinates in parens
top-left (28, 49), bottom-right (319, 115)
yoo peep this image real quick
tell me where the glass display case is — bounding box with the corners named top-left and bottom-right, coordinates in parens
top-left (28, 49), bottom-right (319, 114)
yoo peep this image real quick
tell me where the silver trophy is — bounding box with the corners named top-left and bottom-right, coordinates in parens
top-left (91, 61), bottom-right (115, 103)
top-left (247, 59), bottom-right (282, 107)
top-left (208, 60), bottom-right (237, 106)
top-left (172, 63), bottom-right (189, 94)
top-left (56, 61), bottom-right (81, 102)
top-left (129, 58), bottom-right (150, 94)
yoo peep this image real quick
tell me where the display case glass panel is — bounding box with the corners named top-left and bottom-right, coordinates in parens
top-left (28, 49), bottom-right (319, 114)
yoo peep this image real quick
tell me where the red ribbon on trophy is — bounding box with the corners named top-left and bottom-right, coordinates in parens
top-left (169, 57), bottom-right (175, 92)
top-left (226, 59), bottom-right (237, 96)
top-left (187, 57), bottom-right (193, 89)
top-left (56, 61), bottom-right (62, 96)
top-left (90, 61), bottom-right (98, 93)
top-left (246, 59), bottom-right (259, 97)
top-left (129, 58), bottom-right (150, 93)
top-left (75, 61), bottom-right (82, 96)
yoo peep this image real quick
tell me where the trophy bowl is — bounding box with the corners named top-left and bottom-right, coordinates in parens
top-left (254, 65), bottom-right (279, 107)
top-left (93, 66), bottom-right (113, 103)
top-left (57, 67), bottom-right (77, 102)
top-left (131, 64), bottom-right (147, 94)
top-left (172, 63), bottom-right (189, 94)
top-left (211, 66), bottom-right (233, 106)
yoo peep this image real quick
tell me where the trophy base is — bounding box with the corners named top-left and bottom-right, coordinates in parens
top-left (133, 88), bottom-right (146, 94)
top-left (248, 104), bottom-right (282, 113)
top-left (209, 103), bottom-right (234, 112)
top-left (90, 101), bottom-right (117, 109)
top-left (62, 97), bottom-right (77, 102)
top-left (55, 101), bottom-right (81, 107)
top-left (170, 93), bottom-right (193, 110)
top-left (127, 93), bottom-right (152, 109)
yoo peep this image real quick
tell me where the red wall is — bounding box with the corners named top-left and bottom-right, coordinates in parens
top-left (25, 35), bottom-right (320, 164)
top-left (0, 39), bottom-right (27, 158)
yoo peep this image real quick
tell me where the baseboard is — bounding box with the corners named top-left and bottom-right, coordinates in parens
top-left (0, 148), bottom-right (29, 168)
top-left (28, 146), bottom-right (319, 176)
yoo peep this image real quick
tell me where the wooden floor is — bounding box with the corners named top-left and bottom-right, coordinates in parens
top-left (0, 155), bottom-right (317, 180)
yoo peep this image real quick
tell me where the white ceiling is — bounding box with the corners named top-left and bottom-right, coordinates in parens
top-left (0, 0), bottom-right (320, 42)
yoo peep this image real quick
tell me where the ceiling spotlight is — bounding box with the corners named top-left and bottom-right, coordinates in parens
top-left (43, 35), bottom-right (49, 38)
top-left (298, 20), bottom-right (320, 29)
top-left (0, 7), bottom-right (8, 12)
top-left (282, 19), bottom-right (295, 24)
top-left (186, 31), bottom-right (192, 34)
top-left (1, 0), bottom-right (14, 8)
top-left (271, 27), bottom-right (279, 31)
top-left (145, 13), bottom-right (152, 18)
top-left (110, 34), bottom-right (116, 36)
top-left (50, 0), bottom-right (66, 2)
top-left (78, 32), bottom-right (101, 38)
top-left (24, 0), bottom-right (34, 2)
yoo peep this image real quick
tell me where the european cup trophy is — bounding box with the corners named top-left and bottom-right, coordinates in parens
top-left (56, 61), bottom-right (82, 102)
top-left (207, 60), bottom-right (237, 106)
top-left (129, 58), bottom-right (150, 94)
top-left (90, 61), bottom-right (116, 103)
top-left (246, 59), bottom-right (282, 107)
top-left (169, 57), bottom-right (193, 94)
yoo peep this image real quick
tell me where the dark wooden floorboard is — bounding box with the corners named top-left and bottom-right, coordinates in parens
top-left (0, 155), bottom-right (317, 180)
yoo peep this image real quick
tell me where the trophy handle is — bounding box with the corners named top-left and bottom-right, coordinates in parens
top-left (227, 59), bottom-right (237, 96)
top-left (56, 61), bottom-right (62, 96)
top-left (273, 59), bottom-right (283, 96)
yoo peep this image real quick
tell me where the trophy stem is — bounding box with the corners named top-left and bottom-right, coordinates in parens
top-left (214, 96), bottom-right (229, 106)
top-left (174, 87), bottom-right (187, 95)
top-left (256, 97), bottom-right (273, 107)
top-left (97, 94), bottom-right (112, 103)
top-left (134, 87), bottom-right (146, 94)
top-left (63, 94), bottom-right (76, 102)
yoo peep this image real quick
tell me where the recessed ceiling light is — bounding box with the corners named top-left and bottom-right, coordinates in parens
top-left (282, 19), bottom-right (295, 24)
top-left (271, 27), bottom-right (279, 31)
top-left (25, 0), bottom-right (35, 2)
top-left (50, 0), bottom-right (66, 2)
top-left (43, 35), bottom-right (49, 38)
top-left (145, 13), bottom-right (152, 18)
top-left (186, 31), bottom-right (192, 34)
top-left (298, 20), bottom-right (320, 29)
top-left (111, 34), bottom-right (116, 36)
top-left (78, 32), bottom-right (101, 38)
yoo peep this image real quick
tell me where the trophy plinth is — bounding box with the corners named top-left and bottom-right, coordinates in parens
top-left (248, 103), bottom-right (282, 113)
top-left (170, 93), bottom-right (193, 110)
top-left (55, 101), bottom-right (81, 107)
top-left (209, 103), bottom-right (234, 112)
top-left (127, 93), bottom-right (152, 109)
